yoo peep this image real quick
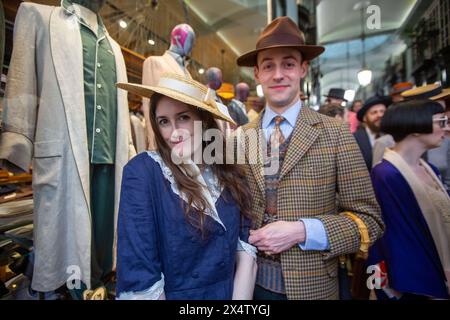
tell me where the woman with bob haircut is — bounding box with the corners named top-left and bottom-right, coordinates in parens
top-left (369, 99), bottom-right (450, 300)
top-left (114, 73), bottom-right (257, 300)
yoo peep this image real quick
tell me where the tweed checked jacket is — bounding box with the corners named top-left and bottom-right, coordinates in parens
top-left (239, 106), bottom-right (384, 300)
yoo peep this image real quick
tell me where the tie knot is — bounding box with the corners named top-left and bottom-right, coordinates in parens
top-left (274, 116), bottom-right (284, 126)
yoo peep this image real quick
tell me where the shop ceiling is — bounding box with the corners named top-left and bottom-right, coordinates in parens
top-left (317, 0), bottom-right (418, 100)
top-left (24, 0), bottom-right (419, 98)
top-left (187, 0), bottom-right (419, 100)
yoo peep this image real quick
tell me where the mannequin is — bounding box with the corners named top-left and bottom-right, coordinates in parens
top-left (71, 0), bottom-right (106, 13)
top-left (205, 67), bottom-right (232, 132)
top-left (235, 83), bottom-right (250, 104)
top-left (0, 0), bottom-right (135, 296)
top-left (232, 82), bottom-right (250, 125)
top-left (142, 24), bottom-right (195, 150)
top-left (206, 67), bottom-right (222, 91)
top-left (70, 0), bottom-right (105, 36)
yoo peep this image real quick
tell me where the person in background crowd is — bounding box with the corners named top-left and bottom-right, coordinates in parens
top-left (318, 103), bottom-right (347, 123)
top-left (323, 88), bottom-right (347, 106)
top-left (115, 74), bottom-right (257, 300)
top-left (403, 83), bottom-right (450, 189)
top-left (354, 96), bottom-right (392, 170)
top-left (348, 99), bottom-right (363, 133)
top-left (390, 82), bottom-right (414, 103)
top-left (373, 84), bottom-right (450, 171)
top-left (369, 99), bottom-right (450, 300)
top-left (246, 96), bottom-right (265, 123)
top-left (351, 100), bottom-right (363, 114)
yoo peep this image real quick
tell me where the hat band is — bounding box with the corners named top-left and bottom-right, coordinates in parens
top-left (406, 86), bottom-right (443, 100)
top-left (257, 33), bottom-right (305, 50)
top-left (157, 77), bottom-right (232, 121)
top-left (158, 77), bottom-right (206, 102)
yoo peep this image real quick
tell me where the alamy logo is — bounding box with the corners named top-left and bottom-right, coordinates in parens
top-left (66, 265), bottom-right (81, 290)
top-left (366, 263), bottom-right (387, 290)
top-left (366, 5), bottom-right (381, 30)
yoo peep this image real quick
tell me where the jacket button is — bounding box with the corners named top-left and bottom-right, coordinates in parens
top-left (220, 262), bottom-right (225, 267)
top-left (192, 272), bottom-right (199, 279)
top-left (219, 230), bottom-right (224, 236)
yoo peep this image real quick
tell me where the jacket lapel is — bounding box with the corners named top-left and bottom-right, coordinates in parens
top-left (279, 106), bottom-right (321, 180)
top-left (50, 7), bottom-right (90, 210)
top-left (244, 114), bottom-right (266, 199)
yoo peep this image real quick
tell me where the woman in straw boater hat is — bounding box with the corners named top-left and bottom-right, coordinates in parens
top-left (115, 73), bottom-right (257, 300)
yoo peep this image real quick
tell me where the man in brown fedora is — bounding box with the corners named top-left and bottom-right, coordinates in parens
top-left (237, 16), bottom-right (383, 300)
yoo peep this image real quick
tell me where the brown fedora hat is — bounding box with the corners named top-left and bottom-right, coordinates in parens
top-left (237, 16), bottom-right (325, 67)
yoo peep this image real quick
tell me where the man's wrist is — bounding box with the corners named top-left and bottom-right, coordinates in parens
top-left (295, 220), bottom-right (306, 244)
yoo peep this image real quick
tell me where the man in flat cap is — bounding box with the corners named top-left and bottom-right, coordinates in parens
top-left (236, 16), bottom-right (383, 300)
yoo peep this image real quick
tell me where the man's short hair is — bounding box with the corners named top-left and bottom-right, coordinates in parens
top-left (380, 99), bottom-right (444, 142)
top-left (318, 103), bottom-right (345, 118)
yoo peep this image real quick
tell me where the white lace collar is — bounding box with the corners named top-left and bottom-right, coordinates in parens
top-left (147, 151), bottom-right (226, 230)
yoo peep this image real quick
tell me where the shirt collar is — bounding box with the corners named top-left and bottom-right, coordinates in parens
top-left (262, 99), bottom-right (302, 129)
top-left (166, 50), bottom-right (186, 67)
top-left (61, 0), bottom-right (107, 34)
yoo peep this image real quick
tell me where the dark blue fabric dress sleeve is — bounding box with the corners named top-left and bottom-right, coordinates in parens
top-left (369, 161), bottom-right (449, 299)
top-left (116, 154), bottom-right (163, 296)
top-left (239, 216), bottom-right (251, 243)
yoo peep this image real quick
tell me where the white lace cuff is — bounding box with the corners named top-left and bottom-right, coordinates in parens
top-left (237, 238), bottom-right (257, 259)
top-left (116, 273), bottom-right (165, 300)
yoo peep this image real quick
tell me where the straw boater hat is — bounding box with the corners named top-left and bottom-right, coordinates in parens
top-left (236, 16), bottom-right (325, 67)
top-left (117, 73), bottom-right (235, 125)
top-left (401, 83), bottom-right (450, 102)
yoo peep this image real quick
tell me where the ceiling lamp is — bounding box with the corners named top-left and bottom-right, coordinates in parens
top-left (119, 20), bottom-right (128, 29)
top-left (357, 69), bottom-right (372, 87)
top-left (344, 89), bottom-right (356, 102)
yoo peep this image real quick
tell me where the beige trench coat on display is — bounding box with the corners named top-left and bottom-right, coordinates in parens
top-left (0, 3), bottom-right (136, 292)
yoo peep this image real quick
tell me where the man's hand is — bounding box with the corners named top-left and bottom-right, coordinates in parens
top-left (249, 221), bottom-right (306, 255)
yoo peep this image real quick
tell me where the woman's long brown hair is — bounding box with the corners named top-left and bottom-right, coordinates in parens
top-left (150, 93), bottom-right (252, 234)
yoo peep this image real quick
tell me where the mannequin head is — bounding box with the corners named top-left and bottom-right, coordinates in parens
top-left (169, 24), bottom-right (196, 57)
top-left (70, 0), bottom-right (106, 13)
top-left (205, 67), bottom-right (223, 90)
top-left (235, 82), bottom-right (250, 102)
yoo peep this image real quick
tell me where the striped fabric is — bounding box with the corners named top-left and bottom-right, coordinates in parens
top-left (256, 256), bottom-right (286, 294)
top-left (240, 106), bottom-right (385, 300)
